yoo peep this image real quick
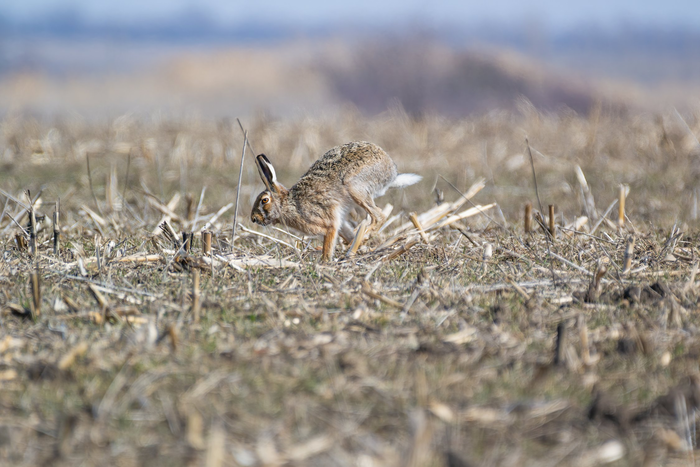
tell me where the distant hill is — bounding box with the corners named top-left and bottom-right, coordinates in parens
top-left (318, 39), bottom-right (603, 116)
top-left (1, 12), bottom-right (699, 116)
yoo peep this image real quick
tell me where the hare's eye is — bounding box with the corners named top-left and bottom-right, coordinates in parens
top-left (261, 196), bottom-right (270, 204)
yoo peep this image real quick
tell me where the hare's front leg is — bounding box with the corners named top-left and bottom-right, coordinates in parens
top-left (321, 226), bottom-right (338, 262)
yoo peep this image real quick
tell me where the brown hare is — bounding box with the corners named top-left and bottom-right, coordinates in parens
top-left (251, 141), bottom-right (421, 261)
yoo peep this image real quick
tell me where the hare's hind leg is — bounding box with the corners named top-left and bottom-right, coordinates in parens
top-left (339, 222), bottom-right (354, 245)
top-left (348, 189), bottom-right (385, 234)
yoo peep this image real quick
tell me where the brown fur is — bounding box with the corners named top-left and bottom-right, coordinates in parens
top-left (251, 141), bottom-right (417, 261)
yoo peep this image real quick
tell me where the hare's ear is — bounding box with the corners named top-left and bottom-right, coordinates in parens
top-left (256, 154), bottom-right (278, 191)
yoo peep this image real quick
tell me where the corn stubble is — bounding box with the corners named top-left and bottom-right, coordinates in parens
top-left (1, 108), bottom-right (700, 466)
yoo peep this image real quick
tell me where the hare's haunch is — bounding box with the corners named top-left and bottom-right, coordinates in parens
top-left (251, 141), bottom-right (421, 262)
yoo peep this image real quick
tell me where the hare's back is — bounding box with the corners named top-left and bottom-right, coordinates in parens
top-left (299, 141), bottom-right (395, 188)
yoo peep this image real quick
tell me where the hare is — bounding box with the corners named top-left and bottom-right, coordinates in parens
top-left (251, 141), bottom-right (421, 261)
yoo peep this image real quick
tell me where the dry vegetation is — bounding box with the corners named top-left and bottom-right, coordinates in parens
top-left (2, 105), bottom-right (700, 466)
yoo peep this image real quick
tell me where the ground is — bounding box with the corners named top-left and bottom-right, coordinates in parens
top-left (1, 108), bottom-right (700, 466)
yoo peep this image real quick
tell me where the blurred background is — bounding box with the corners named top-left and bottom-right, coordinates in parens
top-left (2, 0), bottom-right (700, 118)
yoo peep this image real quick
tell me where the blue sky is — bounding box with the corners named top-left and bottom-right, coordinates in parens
top-left (6, 0), bottom-right (700, 31)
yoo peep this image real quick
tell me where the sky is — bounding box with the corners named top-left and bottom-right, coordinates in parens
top-left (5, 0), bottom-right (700, 32)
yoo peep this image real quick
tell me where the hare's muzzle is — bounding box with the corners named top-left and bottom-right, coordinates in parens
top-left (251, 212), bottom-right (264, 225)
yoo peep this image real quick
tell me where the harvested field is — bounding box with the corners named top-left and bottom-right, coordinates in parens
top-left (2, 107), bottom-right (700, 466)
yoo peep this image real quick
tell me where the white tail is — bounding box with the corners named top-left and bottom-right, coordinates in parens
top-left (391, 173), bottom-right (422, 188)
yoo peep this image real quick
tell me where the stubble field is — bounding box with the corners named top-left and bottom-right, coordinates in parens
top-left (1, 106), bottom-right (700, 466)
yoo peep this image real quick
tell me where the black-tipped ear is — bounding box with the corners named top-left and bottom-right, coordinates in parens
top-left (256, 154), bottom-right (277, 191)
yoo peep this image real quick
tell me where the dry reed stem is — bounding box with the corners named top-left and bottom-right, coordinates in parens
top-left (506, 277), bottom-right (530, 300)
top-left (81, 204), bottom-right (106, 227)
top-left (63, 295), bottom-right (79, 312)
top-left (585, 257), bottom-right (610, 302)
top-left (182, 232), bottom-right (193, 253)
top-left (15, 233), bottom-right (27, 251)
top-left (0, 188), bottom-right (30, 212)
top-left (150, 193), bottom-right (182, 234)
top-left (549, 251), bottom-right (593, 276)
top-left (533, 211), bottom-right (551, 238)
top-left (346, 219), bottom-right (369, 258)
top-left (268, 225), bottom-right (303, 241)
top-left (53, 202), bottom-right (60, 256)
top-left (618, 184), bottom-right (626, 229)
top-left (114, 254), bottom-right (162, 263)
top-left (378, 203), bottom-right (394, 230)
top-left (382, 239), bottom-right (419, 262)
top-left (575, 165), bottom-right (597, 222)
top-left (482, 243), bottom-right (493, 273)
top-left (361, 281), bottom-right (403, 308)
top-left (87, 283), bottom-right (108, 310)
top-left (185, 193), bottom-right (194, 222)
top-left (525, 138), bottom-right (544, 215)
top-left (238, 225), bottom-right (298, 251)
top-left (192, 186), bottom-right (207, 232)
top-left (524, 202), bottom-right (532, 233)
top-left (213, 253), bottom-right (298, 269)
top-left (673, 107), bottom-right (700, 148)
top-left (231, 130), bottom-right (248, 247)
top-left (192, 269), bottom-right (201, 324)
top-left (203, 231), bottom-right (212, 254)
top-left (159, 221), bottom-right (181, 248)
top-left (373, 233), bottom-right (405, 252)
top-left (6, 212), bottom-right (29, 238)
top-left (122, 150), bottom-right (132, 208)
top-left (237, 117), bottom-right (257, 156)
top-left (378, 214), bottom-right (401, 234)
top-left (590, 198), bottom-right (618, 235)
top-left (95, 235), bottom-right (101, 271)
top-left (429, 203), bottom-right (496, 230)
top-left (29, 201), bottom-right (36, 256)
top-left (390, 178), bottom-right (485, 236)
top-left (409, 212), bottom-right (430, 244)
top-left (548, 204), bottom-right (556, 240)
top-left (562, 216), bottom-right (588, 237)
top-left (425, 180), bottom-right (485, 225)
top-left (106, 164), bottom-right (119, 212)
top-left (433, 187), bottom-right (444, 205)
top-left (147, 196), bottom-right (183, 224)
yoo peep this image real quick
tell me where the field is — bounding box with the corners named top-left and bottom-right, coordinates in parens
top-left (2, 106), bottom-right (700, 466)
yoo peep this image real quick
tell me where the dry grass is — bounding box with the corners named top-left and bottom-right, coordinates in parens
top-left (1, 107), bottom-right (700, 466)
